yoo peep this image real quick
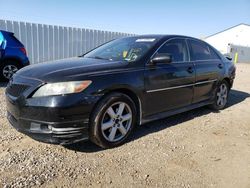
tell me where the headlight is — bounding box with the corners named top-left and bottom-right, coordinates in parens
top-left (32, 81), bottom-right (92, 97)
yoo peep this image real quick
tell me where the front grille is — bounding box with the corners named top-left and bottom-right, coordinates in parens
top-left (6, 83), bottom-right (30, 97)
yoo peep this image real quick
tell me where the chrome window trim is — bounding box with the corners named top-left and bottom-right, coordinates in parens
top-left (146, 79), bottom-right (217, 93)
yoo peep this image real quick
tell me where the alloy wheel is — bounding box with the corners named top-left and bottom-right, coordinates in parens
top-left (3, 65), bottom-right (18, 79)
top-left (216, 83), bottom-right (228, 107)
top-left (101, 102), bottom-right (132, 142)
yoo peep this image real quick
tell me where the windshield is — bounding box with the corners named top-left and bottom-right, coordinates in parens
top-left (84, 37), bottom-right (158, 62)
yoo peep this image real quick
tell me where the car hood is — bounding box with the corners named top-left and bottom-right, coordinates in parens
top-left (16, 57), bottom-right (129, 82)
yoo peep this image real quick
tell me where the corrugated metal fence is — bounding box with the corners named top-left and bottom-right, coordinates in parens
top-left (0, 19), bottom-right (134, 64)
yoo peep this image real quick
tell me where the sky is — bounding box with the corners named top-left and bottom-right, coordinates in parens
top-left (0, 0), bottom-right (250, 37)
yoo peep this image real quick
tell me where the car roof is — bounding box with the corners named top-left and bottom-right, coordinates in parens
top-left (125, 34), bottom-right (199, 41)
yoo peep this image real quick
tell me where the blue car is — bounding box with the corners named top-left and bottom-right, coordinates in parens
top-left (0, 30), bottom-right (29, 81)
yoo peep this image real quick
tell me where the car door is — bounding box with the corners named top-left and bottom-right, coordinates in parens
top-left (144, 38), bottom-right (195, 116)
top-left (188, 39), bottom-right (224, 103)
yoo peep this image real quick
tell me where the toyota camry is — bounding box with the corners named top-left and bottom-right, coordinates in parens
top-left (5, 35), bottom-right (236, 148)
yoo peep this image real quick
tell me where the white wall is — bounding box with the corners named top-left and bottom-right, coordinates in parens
top-left (205, 24), bottom-right (250, 54)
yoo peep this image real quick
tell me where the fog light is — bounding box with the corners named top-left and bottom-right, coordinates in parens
top-left (41, 124), bottom-right (49, 130)
top-left (30, 122), bottom-right (52, 133)
top-left (30, 122), bottom-right (41, 132)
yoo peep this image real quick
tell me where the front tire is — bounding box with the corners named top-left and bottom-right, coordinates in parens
top-left (89, 92), bottom-right (137, 149)
top-left (210, 81), bottom-right (229, 110)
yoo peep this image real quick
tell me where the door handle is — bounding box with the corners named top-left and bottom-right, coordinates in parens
top-left (218, 63), bottom-right (223, 69)
top-left (187, 67), bottom-right (193, 73)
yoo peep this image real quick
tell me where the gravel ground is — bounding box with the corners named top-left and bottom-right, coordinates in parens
top-left (0, 63), bottom-right (250, 188)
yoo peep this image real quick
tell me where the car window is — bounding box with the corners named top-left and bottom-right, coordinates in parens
top-left (189, 40), bottom-right (220, 61)
top-left (156, 39), bottom-right (188, 63)
top-left (208, 46), bottom-right (221, 60)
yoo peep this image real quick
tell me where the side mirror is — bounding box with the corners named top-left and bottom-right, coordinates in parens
top-left (224, 54), bottom-right (232, 61)
top-left (150, 53), bottom-right (172, 64)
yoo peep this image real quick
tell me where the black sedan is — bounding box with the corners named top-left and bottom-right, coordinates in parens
top-left (5, 35), bottom-right (236, 148)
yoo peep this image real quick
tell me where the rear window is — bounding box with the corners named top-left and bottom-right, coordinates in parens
top-left (9, 34), bottom-right (22, 44)
top-left (1, 31), bottom-right (23, 47)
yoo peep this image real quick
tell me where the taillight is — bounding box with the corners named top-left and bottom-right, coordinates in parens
top-left (20, 47), bottom-right (27, 56)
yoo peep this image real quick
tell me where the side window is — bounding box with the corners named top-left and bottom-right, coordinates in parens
top-left (189, 40), bottom-right (220, 61)
top-left (209, 46), bottom-right (221, 60)
top-left (156, 39), bottom-right (188, 62)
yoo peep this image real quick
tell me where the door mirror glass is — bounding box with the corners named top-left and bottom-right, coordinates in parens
top-left (151, 53), bottom-right (172, 64)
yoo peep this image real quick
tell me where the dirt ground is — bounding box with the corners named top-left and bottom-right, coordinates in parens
top-left (0, 63), bottom-right (250, 188)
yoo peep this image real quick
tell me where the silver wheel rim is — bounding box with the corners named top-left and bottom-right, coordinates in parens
top-left (3, 65), bottom-right (18, 79)
top-left (101, 102), bottom-right (132, 142)
top-left (216, 83), bottom-right (228, 107)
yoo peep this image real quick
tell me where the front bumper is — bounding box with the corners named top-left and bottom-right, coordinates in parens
top-left (6, 91), bottom-right (101, 145)
top-left (7, 111), bottom-right (89, 144)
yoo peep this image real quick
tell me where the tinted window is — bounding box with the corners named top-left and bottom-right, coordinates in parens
top-left (209, 46), bottom-right (220, 59)
top-left (189, 40), bottom-right (220, 61)
top-left (156, 39), bottom-right (188, 62)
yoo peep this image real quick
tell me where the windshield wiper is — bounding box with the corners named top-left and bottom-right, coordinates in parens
top-left (88, 56), bottom-right (112, 60)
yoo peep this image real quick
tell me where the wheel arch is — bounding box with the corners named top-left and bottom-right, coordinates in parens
top-left (1, 56), bottom-right (24, 68)
top-left (92, 87), bottom-right (142, 126)
top-left (223, 77), bottom-right (232, 89)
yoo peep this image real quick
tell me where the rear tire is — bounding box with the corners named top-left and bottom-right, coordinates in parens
top-left (89, 92), bottom-right (137, 149)
top-left (209, 80), bottom-right (229, 110)
top-left (0, 60), bottom-right (20, 81)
